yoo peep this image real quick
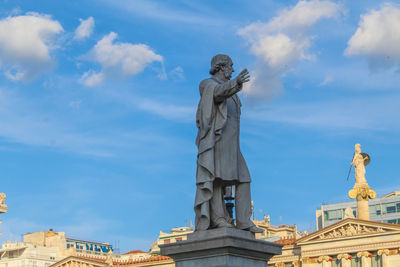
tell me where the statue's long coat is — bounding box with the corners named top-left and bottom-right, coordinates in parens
top-left (194, 77), bottom-right (251, 231)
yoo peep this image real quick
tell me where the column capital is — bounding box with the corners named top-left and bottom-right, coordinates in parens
top-left (337, 253), bottom-right (352, 260)
top-left (378, 249), bottom-right (390, 256)
top-left (318, 255), bottom-right (332, 263)
top-left (357, 251), bottom-right (372, 258)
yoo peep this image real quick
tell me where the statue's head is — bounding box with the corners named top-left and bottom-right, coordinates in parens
top-left (355, 143), bottom-right (361, 153)
top-left (209, 54), bottom-right (234, 80)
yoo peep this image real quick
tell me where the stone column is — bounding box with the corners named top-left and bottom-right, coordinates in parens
top-left (301, 257), bottom-right (312, 267)
top-left (357, 251), bottom-right (371, 267)
top-left (317, 255), bottom-right (332, 267)
top-left (348, 187), bottom-right (376, 221)
top-left (337, 253), bottom-right (352, 267)
top-left (378, 249), bottom-right (390, 267)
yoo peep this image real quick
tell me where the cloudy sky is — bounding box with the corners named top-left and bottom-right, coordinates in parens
top-left (0, 0), bottom-right (399, 252)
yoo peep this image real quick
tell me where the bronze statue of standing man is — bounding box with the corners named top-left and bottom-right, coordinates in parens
top-left (194, 54), bottom-right (263, 233)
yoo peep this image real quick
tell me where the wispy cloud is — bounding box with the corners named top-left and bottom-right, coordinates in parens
top-left (135, 98), bottom-right (195, 122)
top-left (246, 93), bottom-right (400, 132)
top-left (101, 0), bottom-right (230, 26)
top-left (319, 75), bottom-right (333, 86)
top-left (74, 16), bottom-right (95, 41)
top-left (0, 87), bottom-right (192, 157)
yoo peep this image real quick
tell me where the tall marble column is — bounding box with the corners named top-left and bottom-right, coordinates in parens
top-left (337, 253), bottom-right (351, 267)
top-left (378, 249), bottom-right (390, 267)
top-left (357, 251), bottom-right (371, 267)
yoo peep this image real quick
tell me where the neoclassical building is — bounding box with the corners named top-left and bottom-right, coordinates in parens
top-left (268, 218), bottom-right (400, 267)
top-left (49, 253), bottom-right (174, 267)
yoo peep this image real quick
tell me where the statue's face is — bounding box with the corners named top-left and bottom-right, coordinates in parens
top-left (222, 60), bottom-right (234, 80)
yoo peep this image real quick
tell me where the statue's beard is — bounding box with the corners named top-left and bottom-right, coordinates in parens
top-left (223, 70), bottom-right (232, 80)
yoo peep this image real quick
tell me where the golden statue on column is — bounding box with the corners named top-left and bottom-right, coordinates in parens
top-left (0, 193), bottom-right (7, 235)
top-left (348, 144), bottom-right (376, 220)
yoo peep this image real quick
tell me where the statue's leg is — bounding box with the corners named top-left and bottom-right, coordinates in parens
top-left (235, 182), bottom-right (255, 229)
top-left (210, 180), bottom-right (232, 228)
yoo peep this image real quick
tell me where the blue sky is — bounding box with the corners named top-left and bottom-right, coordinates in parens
top-left (0, 0), bottom-right (399, 252)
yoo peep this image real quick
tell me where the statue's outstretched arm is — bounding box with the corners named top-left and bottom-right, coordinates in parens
top-left (214, 79), bottom-right (242, 103)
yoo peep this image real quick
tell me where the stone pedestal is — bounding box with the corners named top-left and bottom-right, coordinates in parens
top-left (160, 227), bottom-right (282, 267)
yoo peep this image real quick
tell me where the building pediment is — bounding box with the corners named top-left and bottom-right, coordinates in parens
top-left (50, 256), bottom-right (108, 267)
top-left (297, 218), bottom-right (400, 244)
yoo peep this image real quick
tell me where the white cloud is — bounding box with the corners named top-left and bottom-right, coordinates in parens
top-left (267, 0), bottom-right (342, 33)
top-left (80, 32), bottom-right (163, 86)
top-left (250, 33), bottom-right (312, 68)
top-left (238, 0), bottom-right (342, 101)
top-left (74, 16), bottom-right (95, 40)
top-left (79, 70), bottom-right (104, 87)
top-left (0, 13), bottom-right (63, 81)
top-left (345, 3), bottom-right (400, 70)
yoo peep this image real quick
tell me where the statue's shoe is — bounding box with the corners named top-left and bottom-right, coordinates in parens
top-left (215, 219), bottom-right (234, 228)
top-left (245, 225), bottom-right (264, 233)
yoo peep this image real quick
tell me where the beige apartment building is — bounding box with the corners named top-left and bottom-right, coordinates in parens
top-left (0, 230), bottom-right (113, 267)
top-left (150, 226), bottom-right (193, 254)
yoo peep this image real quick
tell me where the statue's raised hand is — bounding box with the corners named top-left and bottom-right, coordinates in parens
top-left (236, 69), bottom-right (250, 86)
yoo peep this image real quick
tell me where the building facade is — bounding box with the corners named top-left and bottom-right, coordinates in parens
top-left (253, 215), bottom-right (303, 241)
top-left (268, 218), bottom-right (400, 267)
top-left (0, 230), bottom-right (113, 267)
top-left (316, 191), bottom-right (400, 230)
top-left (150, 226), bottom-right (193, 254)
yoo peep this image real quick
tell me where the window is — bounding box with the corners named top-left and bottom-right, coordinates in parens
top-left (376, 209), bottom-right (381, 215)
top-left (164, 239), bottom-right (170, 244)
top-left (387, 205), bottom-right (396, 213)
top-left (175, 238), bottom-right (182, 242)
top-left (397, 203), bottom-right (400, 212)
top-left (327, 209), bottom-right (342, 220)
top-left (387, 219), bottom-right (396, 224)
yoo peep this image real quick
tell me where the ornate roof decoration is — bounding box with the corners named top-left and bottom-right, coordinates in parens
top-left (297, 218), bottom-right (400, 244)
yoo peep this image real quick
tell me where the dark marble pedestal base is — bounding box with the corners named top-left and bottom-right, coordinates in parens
top-left (160, 227), bottom-right (282, 267)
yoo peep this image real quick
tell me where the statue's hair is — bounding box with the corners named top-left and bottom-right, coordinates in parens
top-left (209, 54), bottom-right (232, 75)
